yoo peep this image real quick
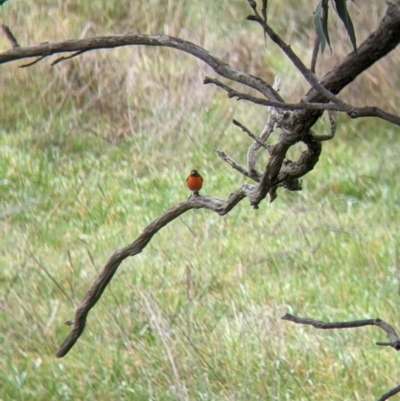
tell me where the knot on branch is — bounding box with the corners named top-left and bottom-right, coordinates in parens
top-left (279, 128), bottom-right (300, 146)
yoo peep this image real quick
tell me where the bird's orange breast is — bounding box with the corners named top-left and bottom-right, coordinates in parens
top-left (186, 175), bottom-right (203, 191)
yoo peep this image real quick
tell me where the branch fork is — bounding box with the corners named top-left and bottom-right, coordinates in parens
top-left (2, 0), bottom-right (396, 358)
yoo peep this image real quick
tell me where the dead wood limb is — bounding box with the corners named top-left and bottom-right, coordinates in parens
top-left (205, 76), bottom-right (400, 125)
top-left (1, 3), bottom-right (399, 127)
top-left (249, 1), bottom-right (400, 205)
top-left (3, 0), bottom-right (396, 357)
top-left (216, 150), bottom-right (253, 180)
top-left (283, 313), bottom-right (400, 400)
top-left (232, 119), bottom-right (270, 151)
top-left (55, 190), bottom-right (255, 357)
top-left (377, 384), bottom-right (400, 401)
top-left (0, 33), bottom-right (282, 102)
top-left (0, 0), bottom-right (398, 219)
top-left (282, 313), bottom-right (400, 351)
top-left (56, 130), bottom-right (325, 357)
top-left (247, 110), bottom-right (277, 178)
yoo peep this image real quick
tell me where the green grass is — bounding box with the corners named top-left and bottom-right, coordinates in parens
top-left (1, 0), bottom-right (400, 400)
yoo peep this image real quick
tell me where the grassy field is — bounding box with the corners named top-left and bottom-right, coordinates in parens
top-left (1, 1), bottom-right (400, 400)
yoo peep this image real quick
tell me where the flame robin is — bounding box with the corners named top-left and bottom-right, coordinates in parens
top-left (186, 169), bottom-right (203, 196)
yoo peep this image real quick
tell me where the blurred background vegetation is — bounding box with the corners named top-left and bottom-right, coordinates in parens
top-left (1, 0), bottom-right (399, 400)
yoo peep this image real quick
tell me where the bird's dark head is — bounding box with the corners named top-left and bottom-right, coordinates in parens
top-left (190, 169), bottom-right (200, 176)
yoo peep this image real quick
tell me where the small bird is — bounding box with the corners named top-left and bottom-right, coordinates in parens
top-left (186, 169), bottom-right (203, 196)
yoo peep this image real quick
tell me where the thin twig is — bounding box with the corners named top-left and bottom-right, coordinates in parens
top-left (310, 110), bottom-right (336, 142)
top-left (216, 150), bottom-right (255, 180)
top-left (204, 76), bottom-right (400, 126)
top-left (204, 76), bottom-right (332, 111)
top-left (232, 119), bottom-right (269, 150)
top-left (20, 55), bottom-right (47, 68)
top-left (247, 11), bottom-right (342, 105)
top-left (377, 384), bottom-right (400, 401)
top-left (52, 50), bottom-right (85, 66)
top-left (1, 24), bottom-right (20, 48)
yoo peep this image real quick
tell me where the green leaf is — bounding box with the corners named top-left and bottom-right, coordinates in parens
top-left (262, 0), bottom-right (268, 23)
top-left (321, 0), bottom-right (331, 51)
top-left (262, 0), bottom-right (268, 43)
top-left (314, 2), bottom-right (326, 53)
top-left (333, 0), bottom-right (357, 52)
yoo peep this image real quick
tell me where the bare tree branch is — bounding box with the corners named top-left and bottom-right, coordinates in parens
top-left (282, 313), bottom-right (400, 399)
top-left (247, 12), bottom-right (342, 106)
top-left (250, 1), bottom-right (400, 206)
top-left (1, 6), bottom-right (398, 127)
top-left (232, 119), bottom-right (270, 151)
top-left (346, 106), bottom-right (400, 126)
top-left (247, 109), bottom-right (278, 177)
top-left (20, 55), bottom-right (47, 68)
top-left (282, 313), bottom-right (400, 351)
top-left (305, 1), bottom-right (400, 104)
top-left (204, 76), bottom-right (337, 111)
top-left (2, 0), bottom-right (394, 358)
top-left (0, 33), bottom-right (282, 102)
top-left (377, 384), bottom-right (400, 401)
top-left (56, 191), bottom-right (259, 357)
top-left (216, 150), bottom-right (253, 179)
top-left (204, 76), bottom-right (400, 125)
top-left (1, 24), bottom-right (20, 48)
top-left (56, 130), bottom-right (326, 357)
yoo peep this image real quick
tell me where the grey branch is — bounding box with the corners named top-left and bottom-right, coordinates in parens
top-left (0, 33), bottom-right (282, 102)
top-left (1, 3), bottom-right (399, 126)
top-left (246, 4), bottom-right (400, 126)
top-left (282, 313), bottom-right (400, 400)
top-left (204, 76), bottom-right (400, 126)
top-left (216, 150), bottom-right (253, 180)
top-left (302, 1), bottom-right (400, 116)
top-left (282, 313), bottom-right (400, 351)
top-left (232, 119), bottom-right (270, 151)
top-left (56, 191), bottom-right (255, 357)
top-left (56, 130), bottom-right (326, 357)
top-left (247, 110), bottom-right (277, 176)
top-left (247, 12), bottom-right (342, 106)
top-left (3, 0), bottom-right (397, 357)
top-left (377, 385), bottom-right (400, 401)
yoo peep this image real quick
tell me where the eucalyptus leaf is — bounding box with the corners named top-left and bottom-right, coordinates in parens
top-left (262, 0), bottom-right (268, 22)
top-left (314, 2), bottom-right (326, 53)
top-left (322, 0), bottom-right (331, 51)
top-left (333, 0), bottom-right (357, 52)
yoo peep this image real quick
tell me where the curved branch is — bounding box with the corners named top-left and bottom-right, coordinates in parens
top-left (249, 1), bottom-right (400, 205)
top-left (55, 189), bottom-right (254, 357)
top-left (377, 385), bottom-right (400, 401)
top-left (0, 33), bottom-right (282, 102)
top-left (56, 130), bottom-right (326, 357)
